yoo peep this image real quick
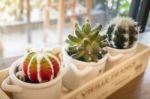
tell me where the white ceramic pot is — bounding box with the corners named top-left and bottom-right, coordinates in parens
top-left (62, 49), bottom-right (110, 90)
top-left (106, 43), bottom-right (137, 70)
top-left (1, 58), bottom-right (66, 99)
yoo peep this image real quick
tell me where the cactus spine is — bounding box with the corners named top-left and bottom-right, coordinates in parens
top-left (66, 19), bottom-right (108, 62)
top-left (106, 16), bottom-right (139, 49)
top-left (16, 49), bottom-right (61, 83)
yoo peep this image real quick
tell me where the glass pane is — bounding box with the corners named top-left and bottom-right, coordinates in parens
top-left (0, 0), bottom-right (133, 59)
top-left (145, 12), bottom-right (150, 32)
top-left (92, 0), bottom-right (132, 26)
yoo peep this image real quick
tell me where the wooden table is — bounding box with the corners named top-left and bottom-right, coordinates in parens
top-left (0, 33), bottom-right (150, 99)
top-left (107, 32), bottom-right (150, 99)
top-left (107, 62), bottom-right (150, 99)
top-left (0, 50), bottom-right (150, 99)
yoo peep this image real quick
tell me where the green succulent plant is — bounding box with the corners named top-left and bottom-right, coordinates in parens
top-left (66, 19), bottom-right (108, 62)
top-left (106, 16), bottom-right (138, 49)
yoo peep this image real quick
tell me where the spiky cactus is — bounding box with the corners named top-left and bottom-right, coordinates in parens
top-left (16, 49), bottom-right (61, 83)
top-left (106, 16), bottom-right (139, 49)
top-left (66, 19), bottom-right (108, 62)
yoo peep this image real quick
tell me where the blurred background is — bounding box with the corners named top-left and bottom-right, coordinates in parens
top-left (0, 0), bottom-right (149, 59)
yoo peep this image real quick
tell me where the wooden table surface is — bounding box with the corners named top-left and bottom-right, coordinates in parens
top-left (107, 62), bottom-right (150, 99)
top-left (0, 33), bottom-right (150, 99)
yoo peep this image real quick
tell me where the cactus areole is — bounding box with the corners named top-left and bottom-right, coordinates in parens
top-left (106, 17), bottom-right (139, 49)
top-left (22, 50), bottom-right (61, 83)
top-left (66, 19), bottom-right (108, 62)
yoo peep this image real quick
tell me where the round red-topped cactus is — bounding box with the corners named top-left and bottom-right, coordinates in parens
top-left (21, 50), bottom-right (61, 83)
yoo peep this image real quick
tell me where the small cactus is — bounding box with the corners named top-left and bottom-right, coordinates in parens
top-left (16, 49), bottom-right (61, 83)
top-left (66, 19), bottom-right (108, 62)
top-left (106, 16), bottom-right (139, 49)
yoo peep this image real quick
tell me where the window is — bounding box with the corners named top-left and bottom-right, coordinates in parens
top-left (0, 0), bottom-right (149, 58)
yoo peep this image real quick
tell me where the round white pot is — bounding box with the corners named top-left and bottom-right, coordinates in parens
top-left (1, 58), bottom-right (66, 99)
top-left (62, 49), bottom-right (109, 90)
top-left (106, 43), bottom-right (137, 70)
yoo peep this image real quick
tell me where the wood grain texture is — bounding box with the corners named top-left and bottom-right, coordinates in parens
top-left (107, 63), bottom-right (150, 99)
top-left (107, 32), bottom-right (150, 99)
top-left (0, 33), bottom-right (150, 99)
top-left (0, 88), bottom-right (10, 99)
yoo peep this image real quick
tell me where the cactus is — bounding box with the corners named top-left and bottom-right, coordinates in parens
top-left (106, 16), bottom-right (139, 49)
top-left (66, 19), bottom-right (108, 62)
top-left (16, 49), bottom-right (61, 83)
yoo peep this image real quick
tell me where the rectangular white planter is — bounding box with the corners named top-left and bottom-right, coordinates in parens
top-left (0, 43), bottom-right (150, 99)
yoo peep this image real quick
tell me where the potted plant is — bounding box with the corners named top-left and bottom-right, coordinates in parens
top-left (105, 16), bottom-right (139, 69)
top-left (63, 19), bottom-right (109, 90)
top-left (1, 48), bottom-right (65, 99)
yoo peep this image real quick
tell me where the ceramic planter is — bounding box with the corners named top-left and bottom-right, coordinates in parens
top-left (62, 48), bottom-right (120, 90)
top-left (1, 58), bottom-right (66, 99)
top-left (106, 43), bottom-right (137, 70)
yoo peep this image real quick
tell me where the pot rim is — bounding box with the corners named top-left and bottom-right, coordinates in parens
top-left (9, 58), bottom-right (63, 89)
top-left (106, 42), bottom-right (137, 53)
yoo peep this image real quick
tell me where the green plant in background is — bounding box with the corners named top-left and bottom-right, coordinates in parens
top-left (94, 0), bottom-right (131, 16)
top-left (0, 0), bottom-right (19, 23)
top-left (66, 19), bottom-right (108, 62)
top-left (0, 0), bottom-right (46, 25)
top-left (106, 16), bottom-right (138, 49)
top-left (118, 0), bottom-right (130, 16)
